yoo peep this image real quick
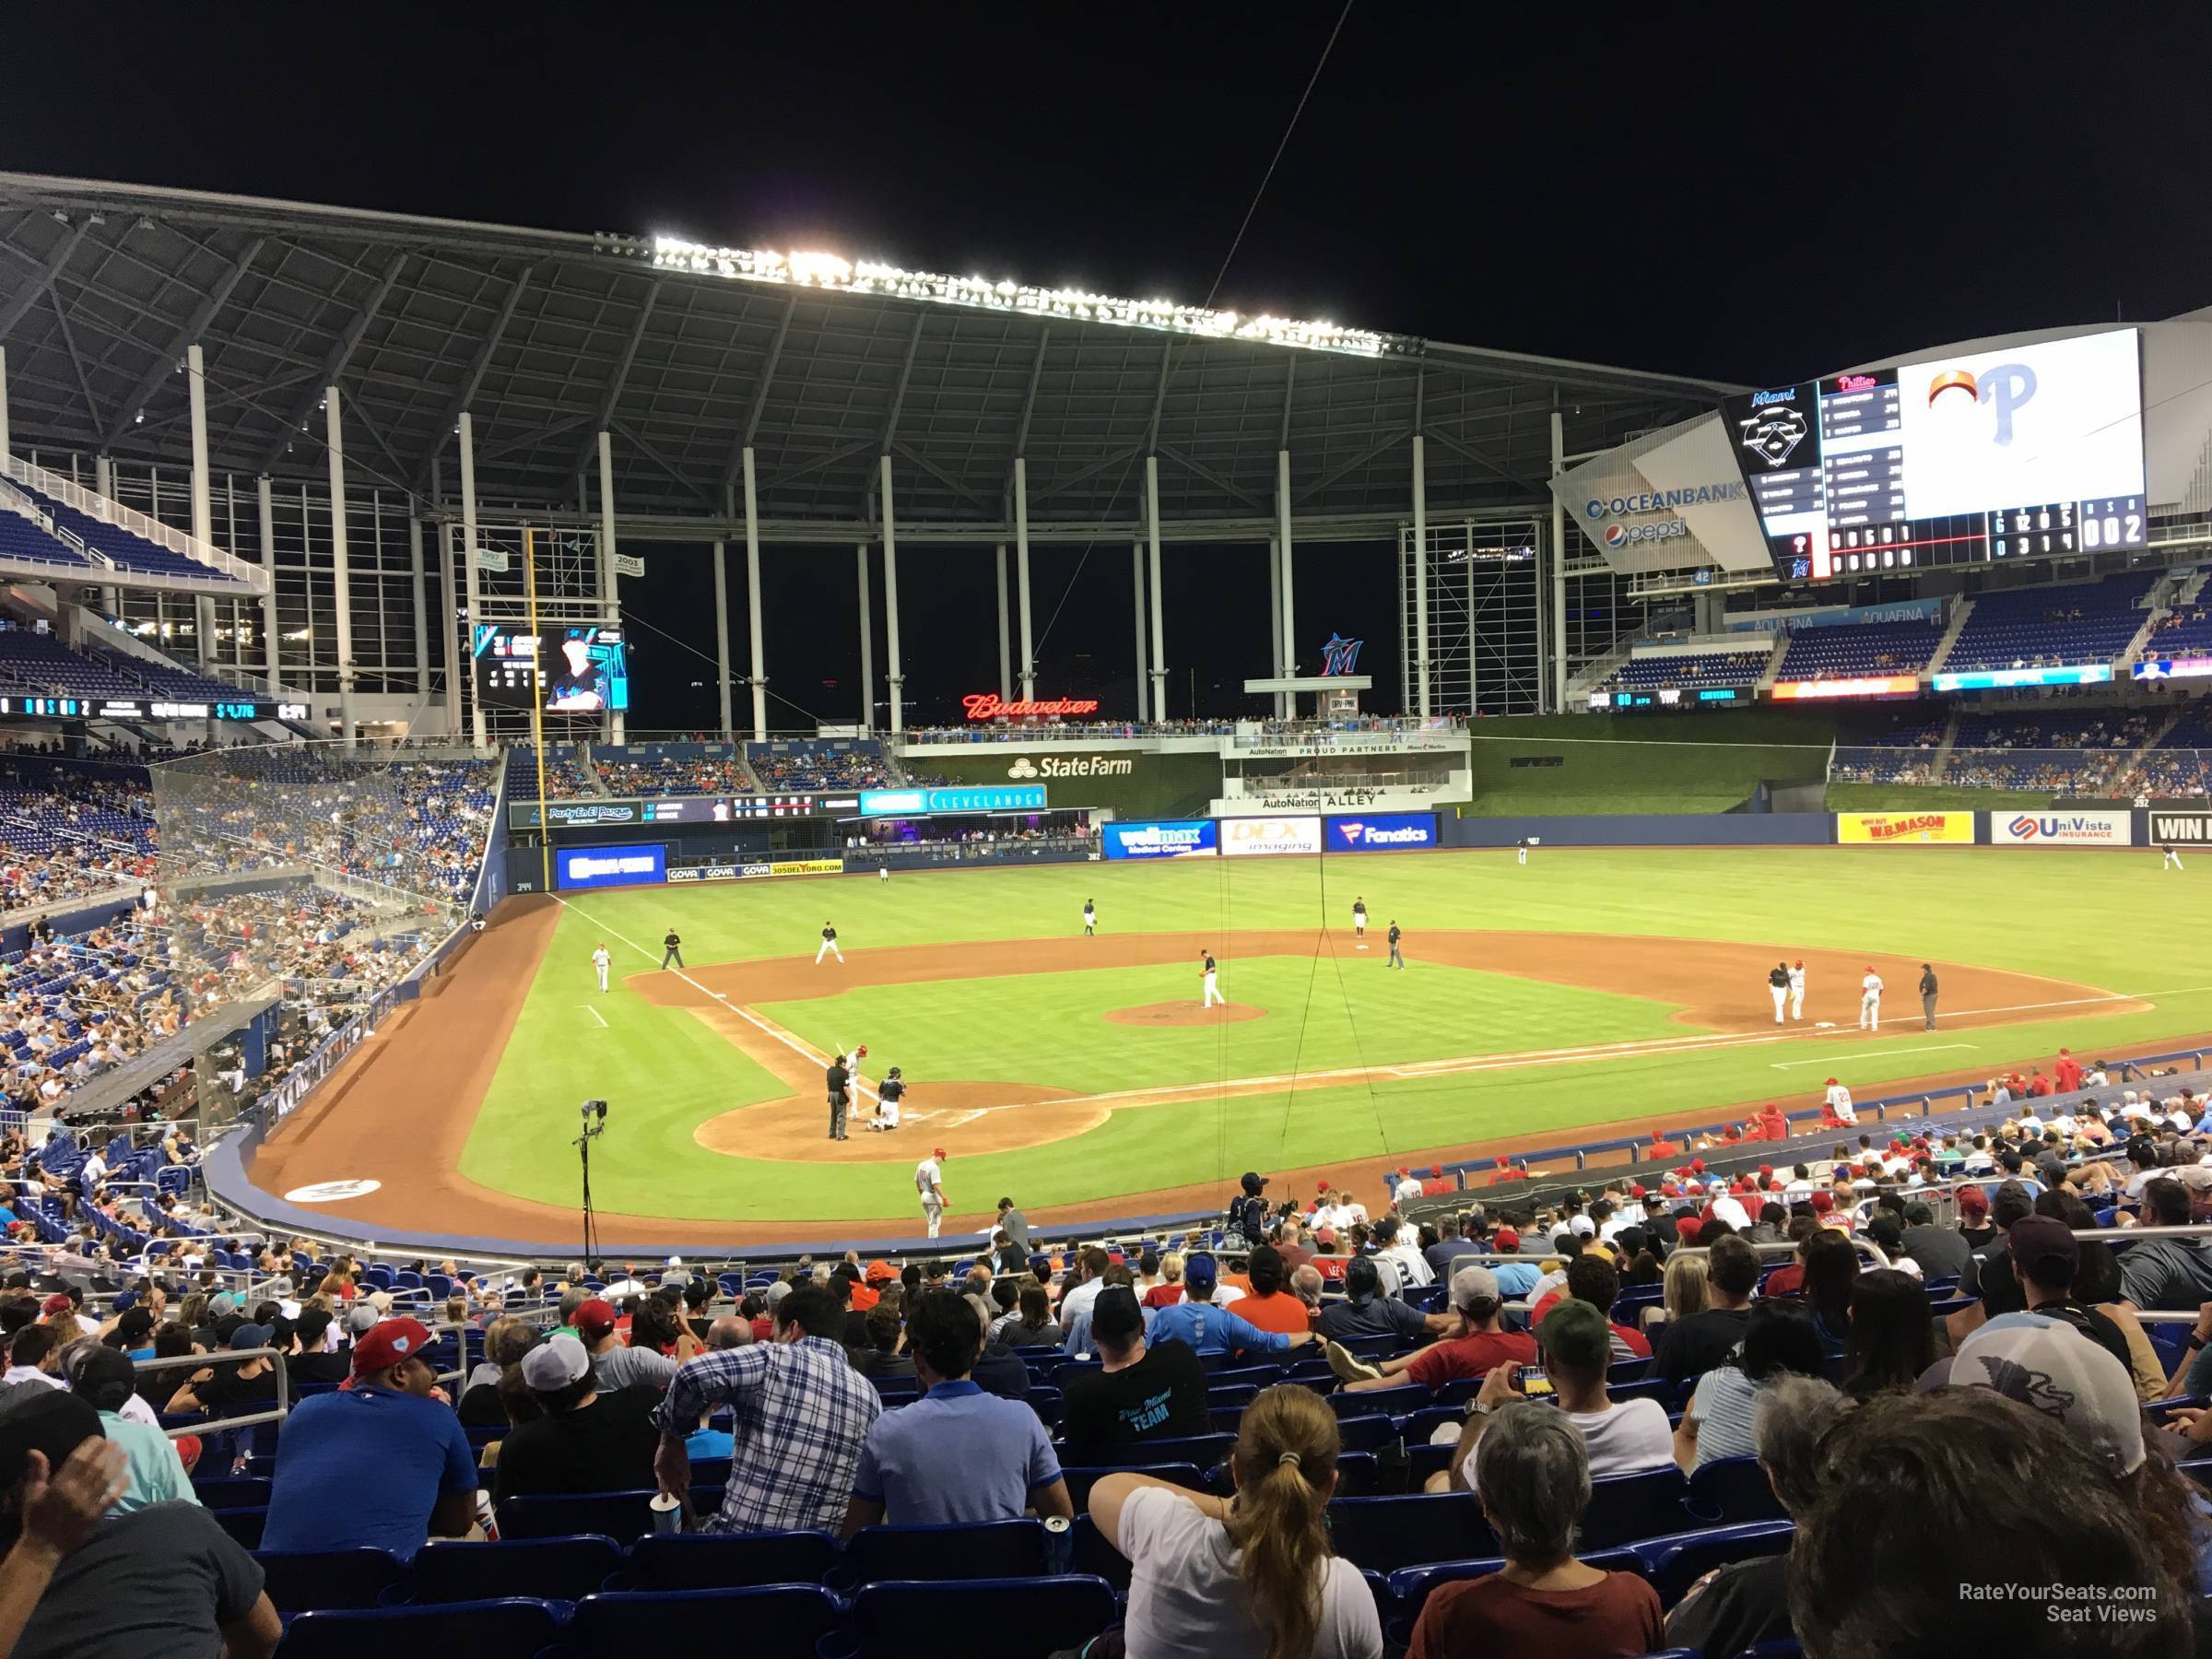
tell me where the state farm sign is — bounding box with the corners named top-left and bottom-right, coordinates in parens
top-left (1005, 754), bottom-right (1135, 780)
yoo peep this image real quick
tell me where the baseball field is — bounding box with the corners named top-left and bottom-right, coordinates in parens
top-left (252, 845), bottom-right (2211, 1247)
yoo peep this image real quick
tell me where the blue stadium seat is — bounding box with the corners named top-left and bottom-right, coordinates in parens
top-left (1579, 1466), bottom-right (1693, 1549)
top-left (393, 1535), bottom-right (623, 1607)
top-left (1069, 1513), bottom-right (1129, 1591)
top-left (1634, 1520), bottom-right (1795, 1607)
top-left (1330, 1385), bottom-right (1428, 1418)
top-left (253, 1547), bottom-right (407, 1613)
top-left (619, 1530), bottom-right (841, 1592)
top-left (1332, 1416), bottom-right (1398, 1453)
top-left (839, 1519), bottom-right (1046, 1589)
top-left (1686, 1455), bottom-right (1790, 1524)
top-left (1056, 1432), bottom-right (1233, 1471)
top-left (834, 1576), bottom-right (1118, 1659)
top-left (570, 1587), bottom-right (840, 1654)
top-left (1059, 1464), bottom-right (1206, 1512)
top-left (1326, 1493), bottom-right (1496, 1571)
top-left (1388, 1547), bottom-right (1645, 1638)
top-left (274, 1598), bottom-right (560, 1659)
top-left (192, 1476), bottom-right (272, 1511)
top-left (497, 1489), bottom-right (661, 1542)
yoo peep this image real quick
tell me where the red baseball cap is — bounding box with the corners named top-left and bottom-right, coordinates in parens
top-left (1956, 1184), bottom-right (1990, 1215)
top-left (1629, 1182), bottom-right (1647, 1198)
top-left (1493, 1227), bottom-right (1519, 1250)
top-left (350, 1316), bottom-right (433, 1375)
top-left (933, 1147), bottom-right (947, 1159)
top-left (1809, 1190), bottom-right (1834, 1213)
top-left (1317, 1179), bottom-right (1331, 1194)
top-left (1759, 1164), bottom-right (1774, 1177)
top-left (1689, 1159), bottom-right (1706, 1173)
top-left (572, 1299), bottom-right (618, 1339)
top-left (1430, 1165), bottom-right (1442, 1178)
top-left (1397, 1168), bottom-right (1409, 1178)
top-left (39, 1294), bottom-right (69, 1315)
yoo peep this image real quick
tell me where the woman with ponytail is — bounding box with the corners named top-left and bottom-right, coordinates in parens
top-left (1088, 1384), bottom-right (1381, 1658)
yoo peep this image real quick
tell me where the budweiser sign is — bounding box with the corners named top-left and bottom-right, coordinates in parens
top-left (961, 692), bottom-right (1101, 720)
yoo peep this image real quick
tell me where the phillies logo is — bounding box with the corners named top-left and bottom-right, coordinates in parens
top-left (1927, 362), bottom-right (2038, 445)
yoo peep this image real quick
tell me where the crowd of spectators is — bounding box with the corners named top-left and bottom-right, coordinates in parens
top-left (746, 741), bottom-right (893, 790)
top-left (587, 748), bottom-right (756, 798)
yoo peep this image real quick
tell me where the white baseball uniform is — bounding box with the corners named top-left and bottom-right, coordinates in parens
top-left (1787, 963), bottom-right (1806, 1020)
top-left (1202, 958), bottom-right (1225, 1007)
top-left (915, 1157), bottom-right (945, 1237)
top-left (591, 946), bottom-right (610, 993)
top-left (877, 865), bottom-right (889, 882)
top-left (1353, 904), bottom-right (1367, 941)
top-left (1859, 972), bottom-right (1883, 1030)
top-left (1825, 1082), bottom-right (1856, 1124)
top-left (2166, 847), bottom-right (2185, 871)
top-left (1083, 904), bottom-right (1096, 935)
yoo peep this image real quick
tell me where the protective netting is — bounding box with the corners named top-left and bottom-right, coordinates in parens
top-left (146, 744), bottom-right (499, 1015)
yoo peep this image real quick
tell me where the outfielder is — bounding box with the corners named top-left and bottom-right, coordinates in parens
top-left (877, 865), bottom-right (889, 883)
top-left (592, 942), bottom-right (611, 993)
top-left (1387, 921), bottom-right (1405, 970)
top-left (1767, 960), bottom-right (1790, 1024)
top-left (1083, 900), bottom-right (1096, 936)
top-left (1200, 949), bottom-right (1226, 1008)
top-left (1788, 959), bottom-right (1806, 1021)
top-left (661, 927), bottom-right (684, 970)
top-left (2166, 844), bottom-right (2186, 872)
top-left (817, 922), bottom-right (843, 964)
top-left (1516, 837), bottom-right (1531, 866)
top-left (873, 1065), bottom-right (905, 1131)
top-left (1352, 898), bottom-right (1368, 946)
top-left (1858, 966), bottom-right (1884, 1031)
top-left (915, 1147), bottom-right (947, 1238)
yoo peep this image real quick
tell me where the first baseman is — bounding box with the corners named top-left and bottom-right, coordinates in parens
top-left (817, 922), bottom-right (843, 964)
top-left (1200, 950), bottom-right (1225, 1008)
top-left (1859, 966), bottom-right (1884, 1030)
top-left (1767, 960), bottom-right (1790, 1024)
top-left (592, 942), bottom-right (611, 993)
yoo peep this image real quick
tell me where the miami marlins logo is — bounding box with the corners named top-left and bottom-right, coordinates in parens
top-left (1319, 633), bottom-right (1364, 677)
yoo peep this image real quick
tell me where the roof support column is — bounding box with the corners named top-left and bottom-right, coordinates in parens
top-left (0, 347), bottom-right (9, 467)
top-left (1267, 537), bottom-right (1284, 718)
top-left (325, 387), bottom-right (356, 748)
top-left (458, 412), bottom-right (486, 751)
top-left (856, 544), bottom-right (874, 732)
top-left (408, 509), bottom-right (429, 700)
top-left (742, 445), bottom-right (767, 741)
top-left (1014, 457), bottom-right (1035, 702)
top-left (1411, 432), bottom-right (1430, 719)
top-left (712, 539), bottom-right (733, 739)
top-left (879, 454), bottom-right (903, 736)
top-left (1550, 409), bottom-right (1568, 716)
top-left (1146, 455), bottom-right (1166, 723)
top-left (1132, 541), bottom-right (1148, 720)
top-left (597, 430), bottom-right (622, 744)
top-left (1277, 448), bottom-right (1296, 707)
top-left (257, 476), bottom-right (279, 696)
top-left (187, 345), bottom-right (215, 669)
top-left (96, 456), bottom-right (118, 615)
top-left (437, 518), bottom-right (459, 735)
top-left (994, 544), bottom-right (1011, 703)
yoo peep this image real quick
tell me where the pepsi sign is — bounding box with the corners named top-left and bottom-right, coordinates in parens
top-left (1324, 813), bottom-right (1438, 853)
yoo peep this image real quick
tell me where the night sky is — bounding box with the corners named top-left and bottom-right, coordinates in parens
top-left (6, 9), bottom-right (2208, 726)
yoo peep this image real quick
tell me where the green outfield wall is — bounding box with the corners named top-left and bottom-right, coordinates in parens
top-left (1458, 710), bottom-right (1837, 816)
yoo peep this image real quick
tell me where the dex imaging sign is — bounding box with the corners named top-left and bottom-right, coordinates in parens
top-left (1325, 814), bottom-right (1437, 852)
top-left (1221, 816), bottom-right (1323, 857)
top-left (556, 842), bottom-right (668, 890)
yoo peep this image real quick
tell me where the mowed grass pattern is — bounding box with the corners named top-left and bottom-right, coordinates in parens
top-left (458, 849), bottom-right (2212, 1223)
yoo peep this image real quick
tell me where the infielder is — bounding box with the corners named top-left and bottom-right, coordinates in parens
top-left (873, 1065), bottom-right (906, 1131)
top-left (2166, 845), bottom-right (2186, 872)
top-left (817, 922), bottom-right (843, 964)
top-left (825, 1050), bottom-right (853, 1141)
top-left (1200, 949), bottom-right (1226, 1008)
top-left (1788, 959), bottom-right (1806, 1021)
top-left (1387, 921), bottom-right (1405, 970)
top-left (592, 942), bottom-right (611, 993)
top-left (1352, 898), bottom-right (1368, 946)
top-left (661, 927), bottom-right (684, 970)
top-left (1858, 966), bottom-right (1884, 1030)
top-left (1083, 900), bottom-right (1096, 936)
top-left (1767, 960), bottom-right (1790, 1024)
top-left (915, 1147), bottom-right (947, 1238)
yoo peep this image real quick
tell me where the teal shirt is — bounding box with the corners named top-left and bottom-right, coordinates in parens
top-left (99, 1410), bottom-right (197, 1514)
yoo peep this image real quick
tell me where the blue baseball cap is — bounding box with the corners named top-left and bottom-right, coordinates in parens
top-left (1182, 1253), bottom-right (1218, 1289)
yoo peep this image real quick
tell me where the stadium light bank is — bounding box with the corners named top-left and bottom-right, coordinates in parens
top-left (649, 234), bottom-right (1418, 359)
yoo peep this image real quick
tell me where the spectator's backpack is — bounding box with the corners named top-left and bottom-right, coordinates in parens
top-left (1225, 1193), bottom-right (1266, 1246)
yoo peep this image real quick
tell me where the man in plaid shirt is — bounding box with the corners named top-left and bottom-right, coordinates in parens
top-left (652, 1286), bottom-right (880, 1533)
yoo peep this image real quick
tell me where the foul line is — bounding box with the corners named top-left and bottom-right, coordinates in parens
top-left (580, 1004), bottom-right (608, 1029)
top-left (553, 896), bottom-right (880, 1105)
top-left (1769, 1043), bottom-right (1972, 1070)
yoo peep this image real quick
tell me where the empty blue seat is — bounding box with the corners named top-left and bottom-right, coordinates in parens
top-left (1326, 1493), bottom-right (1496, 1571)
top-left (1686, 1455), bottom-right (1790, 1525)
top-left (835, 1576), bottom-right (1117, 1659)
top-left (571, 1587), bottom-right (840, 1653)
top-left (1333, 1417), bottom-right (1398, 1454)
top-left (840, 1519), bottom-right (1045, 1588)
top-left (275, 1598), bottom-right (560, 1659)
top-left (395, 1535), bottom-right (622, 1606)
top-left (1330, 1385), bottom-right (1428, 1419)
top-left (1059, 1464), bottom-right (1206, 1512)
top-left (1634, 1520), bottom-right (1795, 1607)
top-left (621, 1530), bottom-right (841, 1592)
top-left (1056, 1432), bottom-right (1232, 1471)
top-left (1579, 1465), bottom-right (1693, 1549)
top-left (497, 1489), bottom-right (662, 1542)
top-left (215, 1507), bottom-right (266, 1548)
top-left (253, 1547), bottom-right (407, 1613)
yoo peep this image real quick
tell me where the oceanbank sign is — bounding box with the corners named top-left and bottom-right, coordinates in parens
top-left (1584, 480), bottom-right (1745, 551)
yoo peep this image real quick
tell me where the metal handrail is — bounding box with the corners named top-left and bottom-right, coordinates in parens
top-left (1, 454), bottom-right (266, 589)
top-left (127, 1344), bottom-right (291, 1441)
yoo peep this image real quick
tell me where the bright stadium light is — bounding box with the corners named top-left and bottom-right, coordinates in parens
top-left (650, 234), bottom-right (1415, 359)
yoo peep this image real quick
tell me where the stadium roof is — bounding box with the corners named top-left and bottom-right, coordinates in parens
top-left (0, 174), bottom-right (1742, 543)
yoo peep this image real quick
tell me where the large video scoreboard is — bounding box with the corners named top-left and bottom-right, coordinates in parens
top-left (1724, 328), bottom-right (2147, 584)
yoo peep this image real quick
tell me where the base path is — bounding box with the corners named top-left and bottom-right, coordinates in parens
top-left (249, 905), bottom-right (2166, 1248)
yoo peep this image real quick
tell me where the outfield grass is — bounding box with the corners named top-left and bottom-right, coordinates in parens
top-left (459, 849), bottom-right (2212, 1223)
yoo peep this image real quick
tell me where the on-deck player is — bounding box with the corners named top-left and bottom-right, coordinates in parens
top-left (1387, 921), bottom-right (1404, 971)
top-left (660, 927), bottom-right (684, 970)
top-left (1083, 900), bottom-right (1096, 937)
top-left (915, 1147), bottom-right (947, 1239)
top-left (1788, 959), bottom-right (1806, 1021)
top-left (1824, 1076), bottom-right (1856, 1124)
top-left (816, 922), bottom-right (843, 964)
top-left (1767, 961), bottom-right (1790, 1024)
top-left (592, 941), bottom-right (611, 994)
top-left (1352, 898), bottom-right (1368, 947)
top-left (1200, 949), bottom-right (1225, 1008)
top-left (1859, 965), bottom-right (1884, 1031)
top-left (873, 1065), bottom-right (905, 1132)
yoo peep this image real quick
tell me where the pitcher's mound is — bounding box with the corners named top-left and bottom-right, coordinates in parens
top-left (1105, 1001), bottom-right (1265, 1027)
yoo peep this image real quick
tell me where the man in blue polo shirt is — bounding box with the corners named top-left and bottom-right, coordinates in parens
top-left (843, 1290), bottom-right (1072, 1532)
top-left (260, 1317), bottom-right (477, 1559)
top-left (1147, 1253), bottom-right (1316, 1359)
